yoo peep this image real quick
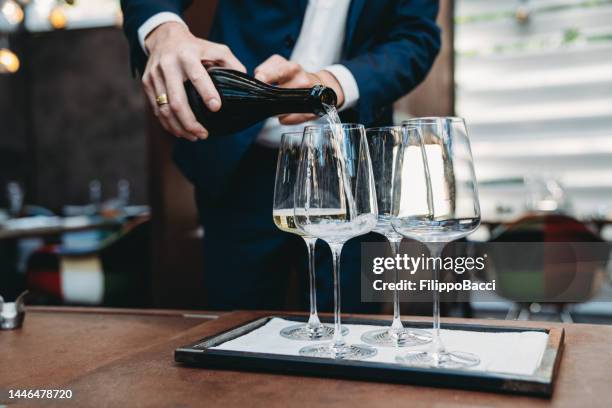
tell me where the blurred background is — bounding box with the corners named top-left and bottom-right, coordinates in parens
top-left (1, 0), bottom-right (611, 322)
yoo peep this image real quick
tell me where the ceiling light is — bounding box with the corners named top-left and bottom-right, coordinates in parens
top-left (1, 0), bottom-right (24, 25)
top-left (49, 6), bottom-right (67, 29)
top-left (0, 47), bottom-right (20, 73)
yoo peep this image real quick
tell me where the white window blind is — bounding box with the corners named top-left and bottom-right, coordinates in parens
top-left (456, 0), bottom-right (612, 220)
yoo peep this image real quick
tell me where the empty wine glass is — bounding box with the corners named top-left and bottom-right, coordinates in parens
top-left (393, 117), bottom-right (481, 369)
top-left (273, 132), bottom-right (339, 340)
top-left (295, 124), bottom-right (378, 359)
top-left (361, 126), bottom-right (432, 347)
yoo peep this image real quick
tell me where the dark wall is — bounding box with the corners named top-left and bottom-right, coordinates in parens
top-left (146, 1), bottom-right (220, 308)
top-left (0, 27), bottom-right (147, 211)
top-left (0, 38), bottom-right (29, 207)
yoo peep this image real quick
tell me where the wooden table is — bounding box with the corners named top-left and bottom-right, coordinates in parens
top-left (1, 307), bottom-right (611, 407)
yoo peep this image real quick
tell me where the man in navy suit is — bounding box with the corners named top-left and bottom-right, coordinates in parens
top-left (121, 0), bottom-right (441, 311)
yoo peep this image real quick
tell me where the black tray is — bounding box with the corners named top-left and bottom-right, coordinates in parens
top-left (175, 315), bottom-right (564, 397)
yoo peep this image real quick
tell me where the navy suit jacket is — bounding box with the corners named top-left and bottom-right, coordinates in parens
top-left (121, 0), bottom-right (441, 201)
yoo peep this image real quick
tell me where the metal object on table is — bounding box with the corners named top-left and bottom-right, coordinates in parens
top-left (0, 290), bottom-right (28, 330)
top-left (6, 181), bottom-right (24, 218)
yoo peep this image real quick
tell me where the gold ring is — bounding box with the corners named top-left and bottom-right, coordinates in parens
top-left (156, 94), bottom-right (169, 106)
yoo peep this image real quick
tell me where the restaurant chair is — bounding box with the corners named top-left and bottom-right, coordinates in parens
top-left (487, 213), bottom-right (609, 322)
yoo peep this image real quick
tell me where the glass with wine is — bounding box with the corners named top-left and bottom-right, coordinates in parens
top-left (273, 132), bottom-right (344, 340)
top-left (294, 124), bottom-right (378, 359)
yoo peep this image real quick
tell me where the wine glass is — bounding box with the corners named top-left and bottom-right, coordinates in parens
top-left (361, 126), bottom-right (432, 347)
top-left (273, 132), bottom-right (340, 340)
top-left (393, 117), bottom-right (481, 369)
top-left (294, 123), bottom-right (378, 359)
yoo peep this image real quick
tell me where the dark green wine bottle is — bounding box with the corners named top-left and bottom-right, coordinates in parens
top-left (185, 68), bottom-right (337, 136)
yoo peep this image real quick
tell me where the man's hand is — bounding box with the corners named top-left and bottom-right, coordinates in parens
top-left (143, 22), bottom-right (246, 141)
top-left (254, 55), bottom-right (345, 125)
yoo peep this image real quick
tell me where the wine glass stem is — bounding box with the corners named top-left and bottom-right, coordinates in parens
top-left (427, 242), bottom-right (446, 355)
top-left (303, 237), bottom-right (321, 327)
top-left (329, 243), bottom-right (345, 348)
top-left (388, 237), bottom-right (403, 331)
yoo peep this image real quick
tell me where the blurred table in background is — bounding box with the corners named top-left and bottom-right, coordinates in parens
top-left (0, 215), bottom-right (135, 241)
top-left (2, 308), bottom-right (612, 407)
top-left (0, 212), bottom-right (151, 304)
top-left (481, 216), bottom-right (612, 234)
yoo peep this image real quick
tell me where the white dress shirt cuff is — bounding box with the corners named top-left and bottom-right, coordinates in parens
top-left (323, 64), bottom-right (360, 111)
top-left (138, 12), bottom-right (187, 55)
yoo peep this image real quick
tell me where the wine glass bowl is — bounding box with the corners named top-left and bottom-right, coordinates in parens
top-left (393, 118), bottom-right (481, 242)
top-left (295, 124), bottom-right (378, 243)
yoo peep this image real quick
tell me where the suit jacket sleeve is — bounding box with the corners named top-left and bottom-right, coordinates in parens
top-left (341, 0), bottom-right (441, 124)
top-left (120, 0), bottom-right (193, 75)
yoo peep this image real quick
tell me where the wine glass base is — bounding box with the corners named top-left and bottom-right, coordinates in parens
top-left (396, 350), bottom-right (480, 369)
top-left (299, 342), bottom-right (377, 360)
top-left (280, 324), bottom-right (348, 341)
top-left (361, 327), bottom-right (432, 347)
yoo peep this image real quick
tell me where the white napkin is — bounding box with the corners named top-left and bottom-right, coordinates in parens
top-left (212, 317), bottom-right (549, 376)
